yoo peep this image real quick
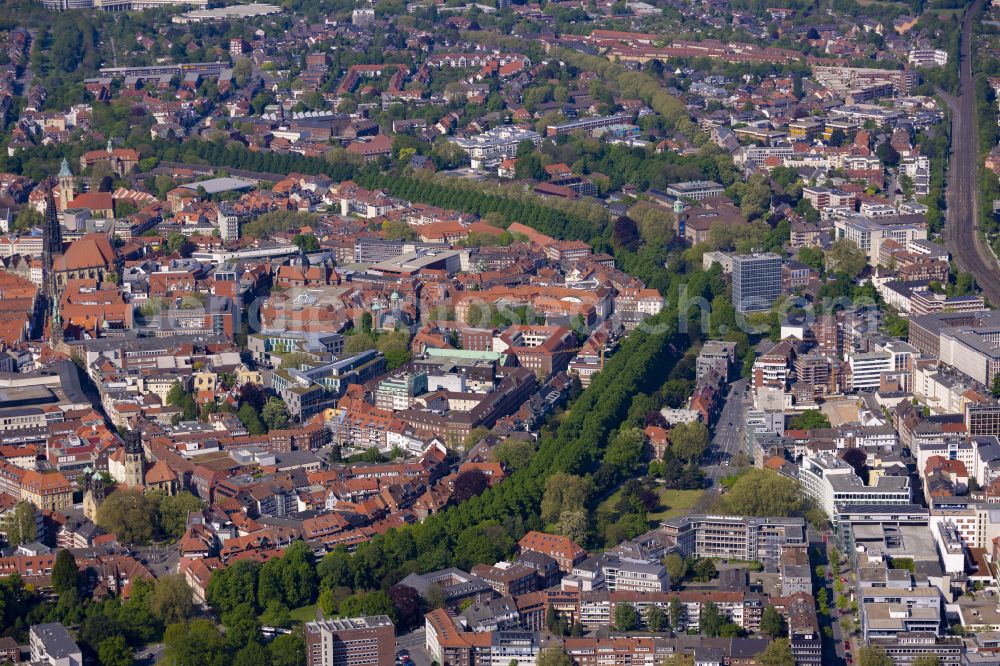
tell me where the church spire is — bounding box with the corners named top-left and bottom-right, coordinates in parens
top-left (43, 189), bottom-right (63, 346)
top-left (43, 189), bottom-right (63, 265)
top-left (124, 425), bottom-right (143, 454)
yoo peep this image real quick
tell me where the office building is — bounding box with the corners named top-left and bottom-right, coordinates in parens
top-left (665, 180), bottom-right (725, 201)
top-left (449, 127), bottom-right (541, 171)
top-left (545, 113), bottom-right (633, 137)
top-left (936, 324), bottom-right (1000, 387)
top-left (834, 216), bottom-right (928, 264)
top-left (659, 515), bottom-right (806, 566)
top-left (304, 616), bottom-right (395, 666)
top-left (732, 253), bottom-right (782, 312)
top-left (860, 584), bottom-right (942, 641)
top-left (867, 635), bottom-right (962, 666)
top-left (812, 66), bottom-right (919, 95)
top-left (908, 310), bottom-right (1000, 358)
top-left (847, 350), bottom-right (893, 391)
top-left (271, 350), bottom-right (387, 420)
top-left (837, 504), bottom-right (930, 552)
top-left (799, 454), bottom-right (912, 523)
top-left (375, 372), bottom-right (429, 411)
top-left (967, 403), bottom-right (1000, 437)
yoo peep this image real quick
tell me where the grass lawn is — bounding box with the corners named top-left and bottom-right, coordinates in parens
top-left (646, 488), bottom-right (705, 523)
top-left (288, 604), bottom-right (319, 623)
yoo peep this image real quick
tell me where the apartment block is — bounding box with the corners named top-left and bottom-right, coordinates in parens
top-left (30, 623), bottom-right (82, 666)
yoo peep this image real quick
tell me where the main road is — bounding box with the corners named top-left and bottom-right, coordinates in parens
top-left (941, 0), bottom-right (1000, 304)
top-left (705, 377), bottom-right (749, 485)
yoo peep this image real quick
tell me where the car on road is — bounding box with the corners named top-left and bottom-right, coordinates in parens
top-left (844, 642), bottom-right (850, 650)
top-left (846, 654), bottom-right (852, 664)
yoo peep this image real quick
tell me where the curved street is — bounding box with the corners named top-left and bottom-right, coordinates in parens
top-left (941, 0), bottom-right (1000, 303)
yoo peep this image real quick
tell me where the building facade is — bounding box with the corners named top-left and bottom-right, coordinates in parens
top-left (732, 253), bottom-right (782, 313)
top-left (304, 616), bottom-right (395, 666)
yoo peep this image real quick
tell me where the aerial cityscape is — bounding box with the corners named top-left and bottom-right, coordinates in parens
top-left (0, 0), bottom-right (997, 664)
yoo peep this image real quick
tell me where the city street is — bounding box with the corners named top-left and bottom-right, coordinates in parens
top-left (396, 626), bottom-right (431, 666)
top-left (705, 377), bottom-right (750, 485)
top-left (135, 642), bottom-right (164, 665)
top-left (690, 377), bottom-right (749, 514)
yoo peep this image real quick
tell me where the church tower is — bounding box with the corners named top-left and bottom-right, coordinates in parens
top-left (122, 426), bottom-right (145, 488)
top-left (43, 189), bottom-right (64, 346)
top-left (57, 158), bottom-right (74, 211)
top-left (82, 471), bottom-right (106, 522)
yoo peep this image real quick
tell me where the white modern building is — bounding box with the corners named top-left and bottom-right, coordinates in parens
top-left (908, 48), bottom-right (948, 67)
top-left (938, 325), bottom-right (1000, 387)
top-left (30, 623), bottom-right (82, 666)
top-left (860, 584), bottom-right (942, 641)
top-left (217, 205), bottom-right (239, 242)
top-left (659, 515), bottom-right (807, 565)
top-left (834, 216), bottom-right (928, 264)
top-left (665, 180), bottom-right (725, 201)
top-left (799, 453), bottom-right (912, 522)
top-left (449, 127), bottom-right (542, 171)
top-left (846, 350), bottom-right (892, 392)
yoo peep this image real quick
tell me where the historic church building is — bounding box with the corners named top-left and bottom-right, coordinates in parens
top-left (105, 427), bottom-right (178, 495)
top-left (85, 426), bottom-right (180, 520)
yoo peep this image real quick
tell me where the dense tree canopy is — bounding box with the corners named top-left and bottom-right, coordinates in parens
top-left (1, 501), bottom-right (37, 546)
top-left (716, 469), bottom-right (809, 518)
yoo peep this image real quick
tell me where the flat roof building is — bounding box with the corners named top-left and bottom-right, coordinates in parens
top-left (30, 622), bottom-right (82, 666)
top-left (659, 515), bottom-right (806, 566)
top-left (665, 180), bottom-right (725, 201)
top-left (173, 3), bottom-right (281, 22)
top-left (179, 177), bottom-right (257, 195)
top-left (800, 454), bottom-right (912, 524)
top-left (304, 616), bottom-right (395, 666)
top-left (732, 253), bottom-right (782, 313)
